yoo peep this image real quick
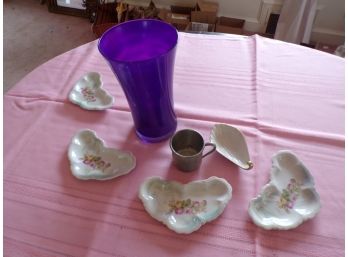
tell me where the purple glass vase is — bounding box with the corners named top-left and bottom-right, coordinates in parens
top-left (98, 19), bottom-right (178, 143)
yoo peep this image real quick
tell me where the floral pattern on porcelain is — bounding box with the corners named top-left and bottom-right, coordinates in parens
top-left (80, 154), bottom-right (111, 172)
top-left (68, 129), bottom-right (136, 180)
top-left (139, 177), bottom-right (233, 234)
top-left (248, 150), bottom-right (321, 230)
top-left (168, 199), bottom-right (207, 215)
top-left (81, 87), bottom-right (97, 102)
top-left (278, 178), bottom-right (301, 210)
top-left (68, 72), bottom-right (114, 110)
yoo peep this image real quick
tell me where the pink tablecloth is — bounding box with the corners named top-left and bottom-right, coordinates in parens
top-left (4, 33), bottom-right (344, 257)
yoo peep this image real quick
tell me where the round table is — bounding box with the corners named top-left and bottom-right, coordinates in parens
top-left (4, 32), bottom-right (344, 257)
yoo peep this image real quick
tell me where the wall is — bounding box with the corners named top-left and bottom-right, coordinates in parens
top-left (126, 0), bottom-right (345, 45)
top-left (311, 0), bottom-right (345, 45)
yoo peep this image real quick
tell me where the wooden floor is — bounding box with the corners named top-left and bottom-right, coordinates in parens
top-left (4, 0), bottom-right (96, 92)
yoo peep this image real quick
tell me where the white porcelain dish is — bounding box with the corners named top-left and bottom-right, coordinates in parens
top-left (139, 176), bottom-right (232, 234)
top-left (69, 72), bottom-right (114, 110)
top-left (68, 129), bottom-right (136, 180)
top-left (248, 150), bottom-right (321, 230)
top-left (210, 123), bottom-right (253, 170)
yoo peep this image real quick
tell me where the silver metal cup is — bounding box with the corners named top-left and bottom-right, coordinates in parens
top-left (170, 129), bottom-right (216, 172)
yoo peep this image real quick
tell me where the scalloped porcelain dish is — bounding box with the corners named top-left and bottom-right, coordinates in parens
top-left (139, 176), bottom-right (232, 234)
top-left (210, 123), bottom-right (253, 170)
top-left (68, 129), bottom-right (136, 180)
top-left (69, 72), bottom-right (114, 110)
top-left (248, 150), bottom-right (321, 230)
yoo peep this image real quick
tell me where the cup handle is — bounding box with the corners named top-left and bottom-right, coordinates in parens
top-left (202, 142), bottom-right (216, 158)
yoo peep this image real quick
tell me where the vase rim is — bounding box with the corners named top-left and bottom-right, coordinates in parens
top-left (98, 19), bottom-right (178, 63)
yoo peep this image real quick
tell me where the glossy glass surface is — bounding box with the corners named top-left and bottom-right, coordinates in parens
top-left (98, 19), bottom-right (178, 142)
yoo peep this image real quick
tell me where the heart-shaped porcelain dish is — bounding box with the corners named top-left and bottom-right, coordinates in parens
top-left (68, 129), bottom-right (136, 180)
top-left (210, 123), bottom-right (253, 170)
top-left (139, 176), bottom-right (232, 234)
top-left (248, 150), bottom-right (321, 230)
top-left (69, 72), bottom-right (114, 110)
